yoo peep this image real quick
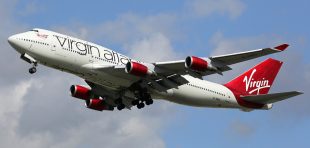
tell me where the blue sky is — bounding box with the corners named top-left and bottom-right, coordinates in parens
top-left (1, 0), bottom-right (310, 148)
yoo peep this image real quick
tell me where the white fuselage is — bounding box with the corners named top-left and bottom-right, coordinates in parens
top-left (8, 29), bottom-right (243, 109)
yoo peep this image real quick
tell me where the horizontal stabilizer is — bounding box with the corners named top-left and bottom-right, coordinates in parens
top-left (240, 91), bottom-right (303, 104)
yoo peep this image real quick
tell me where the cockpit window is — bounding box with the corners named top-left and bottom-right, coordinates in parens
top-left (30, 29), bottom-right (39, 32)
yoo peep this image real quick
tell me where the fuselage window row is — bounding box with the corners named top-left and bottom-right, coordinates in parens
top-left (186, 83), bottom-right (225, 97)
top-left (17, 38), bottom-right (49, 46)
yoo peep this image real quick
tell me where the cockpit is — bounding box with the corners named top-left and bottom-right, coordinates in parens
top-left (30, 29), bottom-right (39, 32)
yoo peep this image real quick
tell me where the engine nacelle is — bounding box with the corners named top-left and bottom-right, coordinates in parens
top-left (185, 56), bottom-right (214, 72)
top-left (85, 98), bottom-right (111, 111)
top-left (125, 62), bottom-right (154, 76)
top-left (70, 85), bottom-right (91, 100)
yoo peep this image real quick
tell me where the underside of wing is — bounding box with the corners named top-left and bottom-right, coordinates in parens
top-left (88, 62), bottom-right (189, 92)
top-left (85, 80), bottom-right (135, 109)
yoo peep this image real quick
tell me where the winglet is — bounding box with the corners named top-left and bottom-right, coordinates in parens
top-left (274, 44), bottom-right (289, 51)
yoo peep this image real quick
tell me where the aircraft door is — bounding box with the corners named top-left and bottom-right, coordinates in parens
top-left (50, 44), bottom-right (57, 52)
top-left (88, 42), bottom-right (101, 68)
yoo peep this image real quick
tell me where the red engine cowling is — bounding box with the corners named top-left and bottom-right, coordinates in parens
top-left (70, 85), bottom-right (91, 100)
top-left (185, 56), bottom-right (209, 72)
top-left (125, 62), bottom-right (151, 76)
top-left (85, 98), bottom-right (108, 111)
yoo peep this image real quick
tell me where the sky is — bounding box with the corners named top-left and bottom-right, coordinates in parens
top-left (1, 0), bottom-right (310, 148)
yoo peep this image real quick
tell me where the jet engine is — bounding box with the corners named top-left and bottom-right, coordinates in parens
top-left (185, 56), bottom-right (216, 72)
top-left (85, 98), bottom-right (108, 111)
top-left (125, 62), bottom-right (154, 76)
top-left (70, 85), bottom-right (92, 100)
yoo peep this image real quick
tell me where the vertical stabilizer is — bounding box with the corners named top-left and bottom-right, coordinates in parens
top-left (225, 58), bottom-right (283, 96)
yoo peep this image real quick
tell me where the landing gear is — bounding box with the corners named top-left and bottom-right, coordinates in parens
top-left (29, 67), bottom-right (37, 74)
top-left (145, 99), bottom-right (153, 105)
top-left (137, 102), bottom-right (145, 109)
top-left (115, 98), bottom-right (126, 111)
top-left (133, 90), bottom-right (153, 109)
top-left (131, 99), bottom-right (139, 106)
top-left (117, 103), bottom-right (125, 110)
top-left (20, 53), bottom-right (38, 74)
top-left (129, 82), bottom-right (154, 110)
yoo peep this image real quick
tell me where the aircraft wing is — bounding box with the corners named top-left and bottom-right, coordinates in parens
top-left (154, 44), bottom-right (289, 77)
top-left (87, 44), bottom-right (288, 91)
top-left (210, 44), bottom-right (289, 65)
top-left (240, 91), bottom-right (303, 104)
top-left (86, 63), bottom-right (189, 92)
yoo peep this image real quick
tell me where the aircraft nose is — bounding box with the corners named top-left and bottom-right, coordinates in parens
top-left (8, 35), bottom-right (17, 45)
top-left (8, 34), bottom-right (25, 53)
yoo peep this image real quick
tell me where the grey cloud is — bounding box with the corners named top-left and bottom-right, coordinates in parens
top-left (94, 13), bottom-right (179, 45)
top-left (127, 32), bottom-right (182, 62)
top-left (1, 68), bottom-right (174, 148)
top-left (0, 0), bottom-right (30, 85)
top-left (227, 120), bottom-right (255, 137)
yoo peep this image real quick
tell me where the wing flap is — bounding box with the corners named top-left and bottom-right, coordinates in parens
top-left (240, 91), bottom-right (303, 104)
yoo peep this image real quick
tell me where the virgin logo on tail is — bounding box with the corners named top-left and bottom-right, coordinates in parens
top-left (243, 69), bottom-right (270, 95)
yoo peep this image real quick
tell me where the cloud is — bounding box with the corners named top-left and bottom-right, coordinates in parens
top-left (0, 80), bottom-right (33, 129)
top-left (93, 13), bottom-right (184, 62)
top-left (18, 1), bottom-right (44, 16)
top-left (127, 32), bottom-right (181, 62)
top-left (52, 25), bottom-right (90, 40)
top-left (0, 70), bottom-right (174, 148)
top-left (0, 0), bottom-right (29, 85)
top-left (94, 13), bottom-right (179, 45)
top-left (186, 0), bottom-right (246, 19)
top-left (227, 120), bottom-right (255, 137)
top-left (0, 80), bottom-right (35, 148)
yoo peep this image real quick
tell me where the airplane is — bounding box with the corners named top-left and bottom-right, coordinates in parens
top-left (8, 28), bottom-right (303, 112)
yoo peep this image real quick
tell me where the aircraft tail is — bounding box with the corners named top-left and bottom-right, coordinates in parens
top-left (225, 58), bottom-right (303, 110)
top-left (224, 58), bottom-right (282, 96)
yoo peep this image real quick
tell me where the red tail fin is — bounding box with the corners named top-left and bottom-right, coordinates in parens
top-left (225, 58), bottom-right (283, 96)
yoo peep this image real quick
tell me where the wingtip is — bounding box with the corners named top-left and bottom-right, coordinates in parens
top-left (274, 44), bottom-right (289, 51)
top-left (296, 91), bottom-right (304, 95)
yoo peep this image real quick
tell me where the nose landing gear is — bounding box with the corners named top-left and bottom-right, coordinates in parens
top-left (20, 53), bottom-right (38, 74)
top-left (29, 63), bottom-right (37, 74)
top-left (29, 67), bottom-right (37, 74)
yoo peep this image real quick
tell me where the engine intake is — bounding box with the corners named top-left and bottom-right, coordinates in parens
top-left (125, 62), bottom-right (153, 76)
top-left (70, 85), bottom-right (91, 100)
